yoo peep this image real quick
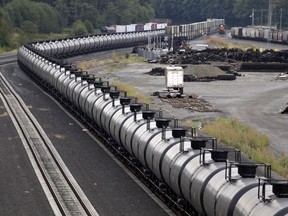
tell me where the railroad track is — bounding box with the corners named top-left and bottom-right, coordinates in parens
top-left (0, 54), bottom-right (17, 66)
top-left (0, 59), bottom-right (17, 66)
top-left (0, 73), bottom-right (98, 216)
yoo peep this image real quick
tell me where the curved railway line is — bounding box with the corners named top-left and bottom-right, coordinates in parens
top-left (0, 73), bottom-right (98, 216)
top-left (13, 21), bottom-right (288, 215)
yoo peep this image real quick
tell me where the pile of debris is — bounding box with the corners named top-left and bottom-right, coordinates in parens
top-left (281, 104), bottom-right (288, 114)
top-left (146, 67), bottom-right (165, 76)
top-left (183, 65), bottom-right (236, 82)
top-left (159, 48), bottom-right (288, 65)
top-left (160, 94), bottom-right (221, 113)
top-left (147, 65), bottom-right (238, 82)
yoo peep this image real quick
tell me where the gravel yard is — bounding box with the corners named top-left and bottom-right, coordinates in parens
top-left (89, 61), bottom-right (288, 156)
top-left (84, 34), bottom-right (288, 156)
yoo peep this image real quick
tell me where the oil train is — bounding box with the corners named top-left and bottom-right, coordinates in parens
top-left (231, 26), bottom-right (288, 44)
top-left (17, 21), bottom-right (288, 216)
top-left (32, 30), bottom-right (165, 58)
top-left (101, 22), bottom-right (168, 34)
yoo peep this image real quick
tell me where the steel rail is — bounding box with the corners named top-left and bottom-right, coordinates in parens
top-left (0, 73), bottom-right (98, 216)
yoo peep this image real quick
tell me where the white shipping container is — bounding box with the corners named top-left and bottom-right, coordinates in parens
top-left (114, 25), bottom-right (126, 33)
top-left (165, 66), bottom-right (184, 88)
top-left (126, 24), bottom-right (136, 32)
top-left (144, 23), bottom-right (152, 31)
top-left (264, 29), bottom-right (271, 40)
top-left (158, 23), bottom-right (168, 29)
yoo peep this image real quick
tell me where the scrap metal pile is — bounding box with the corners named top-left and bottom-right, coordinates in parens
top-left (160, 94), bottom-right (221, 113)
top-left (160, 48), bottom-right (288, 72)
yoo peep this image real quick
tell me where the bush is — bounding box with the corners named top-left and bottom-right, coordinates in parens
top-left (71, 20), bottom-right (88, 37)
top-left (125, 52), bottom-right (130, 59)
top-left (202, 117), bottom-right (288, 177)
top-left (20, 20), bottom-right (38, 34)
top-left (84, 20), bottom-right (94, 34)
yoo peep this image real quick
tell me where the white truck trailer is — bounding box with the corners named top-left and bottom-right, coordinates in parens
top-left (153, 66), bottom-right (184, 97)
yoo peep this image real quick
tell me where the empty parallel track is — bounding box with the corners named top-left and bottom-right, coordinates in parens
top-left (0, 73), bottom-right (98, 216)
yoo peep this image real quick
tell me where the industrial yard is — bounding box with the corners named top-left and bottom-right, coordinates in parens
top-left (83, 36), bottom-right (288, 158)
top-left (2, 24), bottom-right (288, 216)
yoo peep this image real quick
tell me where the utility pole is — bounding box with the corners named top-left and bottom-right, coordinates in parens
top-left (267, 0), bottom-right (273, 48)
top-left (280, 8), bottom-right (283, 30)
top-left (261, 9), bottom-right (263, 26)
top-left (268, 0), bottom-right (273, 28)
top-left (252, 9), bottom-right (255, 26)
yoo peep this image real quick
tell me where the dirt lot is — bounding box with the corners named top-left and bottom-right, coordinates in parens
top-left (89, 61), bottom-right (288, 155)
top-left (86, 35), bottom-right (288, 156)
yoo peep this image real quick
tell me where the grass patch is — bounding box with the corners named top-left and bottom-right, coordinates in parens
top-left (111, 80), bottom-right (152, 104)
top-left (77, 59), bottom-right (112, 71)
top-left (206, 37), bottom-right (255, 50)
top-left (77, 52), bottom-right (150, 103)
top-left (107, 52), bottom-right (146, 72)
top-left (186, 117), bottom-right (288, 178)
top-left (77, 52), bottom-right (145, 72)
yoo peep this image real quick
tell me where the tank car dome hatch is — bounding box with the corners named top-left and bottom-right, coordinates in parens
top-left (172, 128), bottom-right (186, 138)
top-left (101, 86), bottom-right (111, 93)
top-left (190, 138), bottom-right (207, 150)
top-left (94, 81), bottom-right (103, 88)
top-left (236, 163), bottom-right (257, 178)
top-left (155, 118), bottom-right (170, 128)
top-left (142, 110), bottom-right (155, 120)
top-left (120, 97), bottom-right (131, 105)
top-left (62, 64), bottom-right (73, 70)
top-left (109, 90), bottom-right (120, 99)
top-left (210, 149), bottom-right (228, 162)
top-left (73, 71), bottom-right (83, 77)
top-left (81, 73), bottom-right (89, 80)
top-left (130, 104), bottom-right (142, 112)
top-left (87, 77), bottom-right (96, 84)
top-left (272, 182), bottom-right (288, 198)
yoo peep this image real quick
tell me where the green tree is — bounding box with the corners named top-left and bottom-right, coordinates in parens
top-left (0, 9), bottom-right (12, 47)
top-left (104, 2), bottom-right (120, 25)
top-left (71, 19), bottom-right (88, 36)
top-left (84, 20), bottom-right (93, 34)
top-left (54, 0), bottom-right (69, 27)
top-left (233, 0), bottom-right (269, 26)
top-left (20, 20), bottom-right (38, 33)
top-left (4, 0), bottom-right (63, 33)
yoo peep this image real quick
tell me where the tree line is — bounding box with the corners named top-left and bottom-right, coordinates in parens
top-left (155, 0), bottom-right (288, 27)
top-left (0, 0), bottom-right (288, 50)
